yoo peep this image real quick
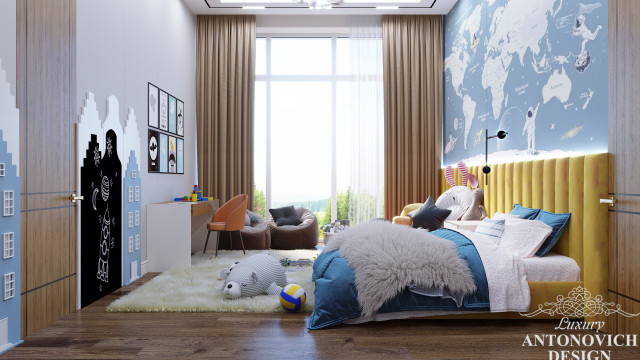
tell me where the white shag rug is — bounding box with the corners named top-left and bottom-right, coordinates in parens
top-left (107, 249), bottom-right (320, 313)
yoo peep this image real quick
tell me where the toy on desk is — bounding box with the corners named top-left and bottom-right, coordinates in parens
top-left (173, 184), bottom-right (214, 202)
top-left (280, 257), bottom-right (315, 267)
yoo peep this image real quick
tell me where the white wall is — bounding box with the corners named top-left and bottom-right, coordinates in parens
top-left (76, 0), bottom-right (196, 262)
top-left (0, 0), bottom-right (16, 96)
top-left (256, 15), bottom-right (350, 29)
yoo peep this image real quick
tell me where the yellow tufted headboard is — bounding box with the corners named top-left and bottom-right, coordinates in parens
top-left (440, 154), bottom-right (609, 325)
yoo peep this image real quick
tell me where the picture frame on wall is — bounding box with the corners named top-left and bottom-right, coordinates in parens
top-left (169, 95), bottom-right (177, 134)
top-left (159, 133), bottom-right (168, 173)
top-left (148, 83), bottom-right (159, 128)
top-left (177, 100), bottom-right (184, 137)
top-left (177, 138), bottom-right (184, 174)
top-left (159, 90), bottom-right (169, 132)
top-left (169, 136), bottom-right (177, 174)
top-left (148, 129), bottom-right (159, 173)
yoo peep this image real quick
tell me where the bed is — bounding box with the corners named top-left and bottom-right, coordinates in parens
top-left (308, 154), bottom-right (609, 330)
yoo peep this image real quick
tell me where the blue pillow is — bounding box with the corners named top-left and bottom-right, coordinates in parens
top-left (510, 204), bottom-right (541, 220)
top-left (533, 210), bottom-right (571, 257)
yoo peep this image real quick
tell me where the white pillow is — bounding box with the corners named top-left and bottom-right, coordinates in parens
top-left (498, 218), bottom-right (553, 258)
top-left (492, 212), bottom-right (521, 220)
top-left (474, 219), bottom-right (505, 240)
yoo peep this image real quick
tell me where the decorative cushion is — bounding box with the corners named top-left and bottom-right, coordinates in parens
top-left (249, 213), bottom-right (260, 225)
top-left (408, 197), bottom-right (452, 231)
top-left (474, 218), bottom-right (505, 241)
top-left (498, 218), bottom-right (553, 258)
top-left (435, 186), bottom-right (473, 220)
top-left (509, 203), bottom-right (541, 220)
top-left (401, 203), bottom-right (422, 216)
top-left (533, 210), bottom-right (571, 257)
top-left (269, 206), bottom-right (303, 226)
top-left (491, 212), bottom-right (521, 220)
top-left (244, 213), bottom-right (251, 226)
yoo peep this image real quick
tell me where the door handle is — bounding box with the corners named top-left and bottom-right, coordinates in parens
top-left (599, 196), bottom-right (615, 207)
top-left (70, 193), bottom-right (84, 203)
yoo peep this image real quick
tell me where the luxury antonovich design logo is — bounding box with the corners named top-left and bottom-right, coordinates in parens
top-left (521, 286), bottom-right (640, 319)
top-left (518, 286), bottom-right (640, 359)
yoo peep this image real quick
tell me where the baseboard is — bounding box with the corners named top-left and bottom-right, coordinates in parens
top-left (141, 260), bottom-right (149, 275)
top-left (0, 340), bottom-right (24, 355)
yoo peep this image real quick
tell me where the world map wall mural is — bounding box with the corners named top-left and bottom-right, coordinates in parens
top-left (443, 0), bottom-right (608, 166)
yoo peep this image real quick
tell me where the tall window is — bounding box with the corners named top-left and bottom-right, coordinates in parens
top-left (254, 36), bottom-right (374, 226)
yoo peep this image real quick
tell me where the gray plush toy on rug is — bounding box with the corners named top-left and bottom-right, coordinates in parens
top-left (220, 253), bottom-right (295, 298)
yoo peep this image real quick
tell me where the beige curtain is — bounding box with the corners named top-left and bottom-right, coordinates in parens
top-left (382, 15), bottom-right (443, 220)
top-left (196, 15), bottom-right (255, 207)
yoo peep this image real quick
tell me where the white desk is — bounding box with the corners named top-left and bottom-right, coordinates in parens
top-left (147, 200), bottom-right (219, 272)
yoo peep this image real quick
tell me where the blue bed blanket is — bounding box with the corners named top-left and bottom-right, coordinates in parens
top-left (308, 228), bottom-right (490, 329)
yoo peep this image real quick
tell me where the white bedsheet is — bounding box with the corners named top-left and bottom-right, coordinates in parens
top-left (522, 252), bottom-right (581, 282)
top-left (457, 229), bottom-right (530, 313)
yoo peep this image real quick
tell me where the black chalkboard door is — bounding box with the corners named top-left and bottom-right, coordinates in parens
top-left (80, 130), bottom-right (122, 307)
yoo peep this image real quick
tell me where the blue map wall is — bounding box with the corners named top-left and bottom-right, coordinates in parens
top-left (443, 0), bottom-right (608, 166)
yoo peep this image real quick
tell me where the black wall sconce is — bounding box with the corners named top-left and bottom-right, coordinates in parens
top-left (482, 129), bottom-right (508, 184)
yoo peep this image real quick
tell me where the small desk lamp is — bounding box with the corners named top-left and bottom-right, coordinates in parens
top-left (482, 129), bottom-right (508, 184)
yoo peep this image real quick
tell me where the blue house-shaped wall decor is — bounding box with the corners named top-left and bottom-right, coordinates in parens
top-left (0, 129), bottom-right (22, 353)
top-left (123, 150), bottom-right (142, 285)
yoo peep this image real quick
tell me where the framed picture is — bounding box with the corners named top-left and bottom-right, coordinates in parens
top-left (159, 133), bottom-right (168, 173)
top-left (168, 136), bottom-right (177, 174)
top-left (168, 95), bottom-right (177, 134)
top-left (148, 129), bottom-right (159, 173)
top-left (177, 100), bottom-right (184, 137)
top-left (159, 90), bottom-right (168, 131)
top-left (177, 138), bottom-right (184, 174)
top-left (148, 83), bottom-right (159, 128)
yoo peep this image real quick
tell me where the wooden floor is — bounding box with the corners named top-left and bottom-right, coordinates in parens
top-left (4, 274), bottom-right (638, 359)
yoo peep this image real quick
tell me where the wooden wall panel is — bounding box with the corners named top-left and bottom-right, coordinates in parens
top-left (616, 297), bottom-right (640, 335)
top-left (25, 208), bottom-right (71, 290)
top-left (609, 0), bottom-right (640, 334)
top-left (26, 278), bottom-right (70, 334)
top-left (17, 0), bottom-right (76, 336)
top-left (616, 213), bottom-right (640, 300)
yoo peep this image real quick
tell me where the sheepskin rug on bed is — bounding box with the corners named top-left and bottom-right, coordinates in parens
top-left (107, 249), bottom-right (320, 313)
top-left (324, 220), bottom-right (477, 317)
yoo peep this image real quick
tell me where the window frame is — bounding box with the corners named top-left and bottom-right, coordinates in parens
top-left (3, 190), bottom-right (14, 217)
top-left (4, 272), bottom-right (15, 300)
top-left (256, 33), bottom-right (348, 222)
top-left (3, 232), bottom-right (14, 259)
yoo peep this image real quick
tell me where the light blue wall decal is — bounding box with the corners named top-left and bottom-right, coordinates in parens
top-left (0, 130), bottom-right (22, 353)
top-left (123, 151), bottom-right (142, 285)
top-left (443, 0), bottom-right (608, 166)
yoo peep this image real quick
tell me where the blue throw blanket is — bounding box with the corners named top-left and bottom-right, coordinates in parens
top-left (308, 228), bottom-right (489, 329)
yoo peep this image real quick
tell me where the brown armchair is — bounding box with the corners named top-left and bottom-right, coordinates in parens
top-left (217, 210), bottom-right (271, 250)
top-left (268, 207), bottom-right (318, 249)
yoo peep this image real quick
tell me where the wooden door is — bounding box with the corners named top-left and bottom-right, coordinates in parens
top-left (608, 0), bottom-right (640, 334)
top-left (16, 0), bottom-right (76, 337)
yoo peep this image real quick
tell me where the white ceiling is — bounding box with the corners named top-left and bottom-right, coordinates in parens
top-left (182, 0), bottom-right (459, 15)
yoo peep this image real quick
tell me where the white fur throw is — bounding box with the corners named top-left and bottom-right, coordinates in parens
top-left (324, 220), bottom-right (477, 317)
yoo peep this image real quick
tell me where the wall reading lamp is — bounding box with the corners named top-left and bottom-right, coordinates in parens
top-left (482, 129), bottom-right (508, 184)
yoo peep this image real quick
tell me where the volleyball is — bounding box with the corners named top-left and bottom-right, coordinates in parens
top-left (279, 284), bottom-right (306, 312)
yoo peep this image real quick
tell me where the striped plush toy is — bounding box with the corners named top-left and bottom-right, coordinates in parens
top-left (220, 253), bottom-right (295, 299)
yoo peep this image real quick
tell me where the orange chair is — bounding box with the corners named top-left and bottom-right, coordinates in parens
top-left (204, 194), bottom-right (248, 257)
